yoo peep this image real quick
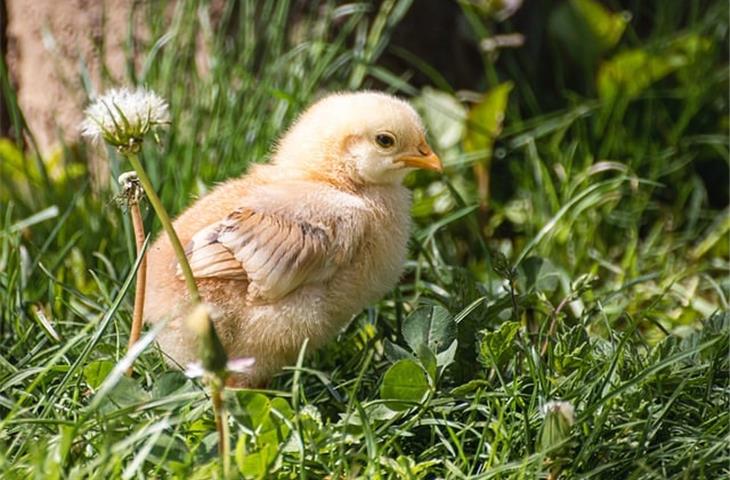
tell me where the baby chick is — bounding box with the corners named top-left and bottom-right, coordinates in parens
top-left (144, 91), bottom-right (441, 386)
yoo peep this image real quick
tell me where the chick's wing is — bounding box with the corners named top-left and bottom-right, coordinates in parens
top-left (178, 202), bottom-right (335, 301)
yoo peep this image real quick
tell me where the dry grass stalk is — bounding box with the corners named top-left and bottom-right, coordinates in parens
top-left (117, 172), bottom-right (147, 376)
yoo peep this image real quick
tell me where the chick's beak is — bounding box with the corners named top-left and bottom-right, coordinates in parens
top-left (398, 143), bottom-right (442, 172)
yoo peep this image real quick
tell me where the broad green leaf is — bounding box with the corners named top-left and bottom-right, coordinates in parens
top-left (436, 339), bottom-right (458, 369)
top-left (413, 87), bottom-right (466, 154)
top-left (380, 359), bottom-right (429, 410)
top-left (517, 256), bottom-right (562, 294)
top-left (339, 403), bottom-right (398, 426)
top-left (236, 392), bottom-right (270, 427)
top-left (383, 338), bottom-right (414, 363)
top-left (237, 441), bottom-right (278, 479)
top-left (478, 321), bottom-right (521, 371)
top-left (402, 305), bottom-right (457, 354)
top-left (150, 371), bottom-right (188, 398)
top-left (597, 49), bottom-right (677, 102)
top-left (188, 459), bottom-right (219, 480)
top-left (83, 360), bottom-right (114, 390)
top-left (597, 34), bottom-right (711, 102)
top-left (235, 392), bottom-right (293, 447)
top-left (463, 82), bottom-right (513, 160)
top-left (101, 376), bottom-right (149, 410)
top-left (416, 343), bottom-right (437, 381)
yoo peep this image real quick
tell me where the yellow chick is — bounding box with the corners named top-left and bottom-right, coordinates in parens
top-left (144, 91), bottom-right (441, 386)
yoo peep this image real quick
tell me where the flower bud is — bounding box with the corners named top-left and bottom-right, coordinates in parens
top-left (539, 400), bottom-right (575, 452)
top-left (185, 303), bottom-right (228, 373)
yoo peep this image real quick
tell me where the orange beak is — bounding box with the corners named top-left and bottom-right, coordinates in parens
top-left (398, 144), bottom-right (442, 172)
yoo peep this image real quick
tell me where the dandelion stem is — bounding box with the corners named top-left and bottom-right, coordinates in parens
top-left (211, 380), bottom-right (230, 478)
top-left (126, 200), bottom-right (147, 376)
top-left (126, 153), bottom-right (200, 303)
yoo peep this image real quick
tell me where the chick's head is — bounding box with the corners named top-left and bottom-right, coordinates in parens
top-left (273, 91), bottom-right (441, 187)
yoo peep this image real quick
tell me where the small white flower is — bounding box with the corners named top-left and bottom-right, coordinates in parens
top-left (185, 362), bottom-right (206, 379)
top-left (81, 87), bottom-right (170, 153)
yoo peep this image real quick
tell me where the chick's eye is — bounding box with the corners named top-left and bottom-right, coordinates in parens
top-left (375, 133), bottom-right (395, 149)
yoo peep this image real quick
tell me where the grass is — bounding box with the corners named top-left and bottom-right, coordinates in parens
top-left (0, 0), bottom-right (728, 478)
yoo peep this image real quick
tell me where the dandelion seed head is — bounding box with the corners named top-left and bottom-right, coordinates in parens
top-left (81, 87), bottom-right (170, 153)
top-left (542, 400), bottom-right (576, 426)
top-left (115, 171), bottom-right (144, 208)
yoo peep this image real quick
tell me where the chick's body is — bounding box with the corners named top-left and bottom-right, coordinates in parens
top-left (144, 92), bottom-right (440, 386)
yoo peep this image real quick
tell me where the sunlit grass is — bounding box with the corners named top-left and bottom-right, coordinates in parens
top-left (0, 1), bottom-right (727, 478)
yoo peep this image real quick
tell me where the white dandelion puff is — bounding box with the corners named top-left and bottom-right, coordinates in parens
top-left (541, 400), bottom-right (575, 426)
top-left (539, 399), bottom-right (576, 452)
top-left (81, 87), bottom-right (170, 153)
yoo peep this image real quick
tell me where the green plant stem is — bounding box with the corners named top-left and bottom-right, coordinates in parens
top-left (211, 380), bottom-right (230, 478)
top-left (126, 153), bottom-right (200, 303)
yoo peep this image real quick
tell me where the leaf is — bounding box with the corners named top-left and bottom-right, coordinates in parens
top-left (463, 82), bottom-right (513, 161)
top-left (101, 376), bottom-right (149, 410)
top-left (402, 305), bottom-right (457, 355)
top-left (413, 87), bottom-right (466, 152)
top-left (237, 442), bottom-right (278, 479)
top-left (450, 379), bottom-right (492, 397)
top-left (478, 321), bottom-right (521, 371)
top-left (380, 359), bottom-right (429, 410)
top-left (436, 339), bottom-right (458, 369)
top-left (597, 49), bottom-right (677, 102)
top-left (416, 343), bottom-right (437, 381)
top-left (516, 256), bottom-right (562, 294)
top-left (549, 0), bottom-right (629, 66)
top-left (570, 0), bottom-right (629, 51)
top-left (83, 360), bottom-right (114, 390)
top-left (597, 34), bottom-right (712, 102)
top-left (151, 371), bottom-right (188, 398)
top-left (235, 392), bottom-right (293, 447)
top-left (383, 338), bottom-right (414, 363)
